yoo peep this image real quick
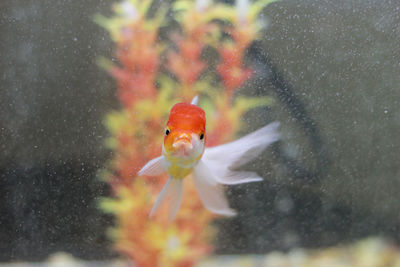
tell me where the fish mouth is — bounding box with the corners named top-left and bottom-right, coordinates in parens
top-left (172, 137), bottom-right (193, 157)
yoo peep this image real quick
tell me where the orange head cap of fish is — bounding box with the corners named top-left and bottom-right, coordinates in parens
top-left (163, 103), bottom-right (206, 160)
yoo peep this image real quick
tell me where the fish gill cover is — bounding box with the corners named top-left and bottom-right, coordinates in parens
top-left (95, 0), bottom-right (276, 265)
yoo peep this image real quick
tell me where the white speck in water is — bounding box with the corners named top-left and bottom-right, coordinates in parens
top-left (195, 0), bottom-right (210, 12)
top-left (121, 0), bottom-right (138, 20)
top-left (276, 197), bottom-right (294, 213)
top-left (384, 109), bottom-right (388, 114)
top-left (236, 0), bottom-right (249, 25)
top-left (73, 37), bottom-right (78, 42)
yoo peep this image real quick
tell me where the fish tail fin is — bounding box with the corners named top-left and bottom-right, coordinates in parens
top-left (193, 160), bottom-right (236, 216)
top-left (168, 179), bottom-right (183, 220)
top-left (149, 178), bottom-right (183, 221)
top-left (202, 122), bottom-right (280, 184)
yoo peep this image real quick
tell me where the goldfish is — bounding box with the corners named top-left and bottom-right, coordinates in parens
top-left (139, 96), bottom-right (279, 220)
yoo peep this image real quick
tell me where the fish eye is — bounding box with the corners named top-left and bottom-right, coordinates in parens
top-left (165, 129), bottom-right (170, 136)
top-left (199, 133), bottom-right (204, 140)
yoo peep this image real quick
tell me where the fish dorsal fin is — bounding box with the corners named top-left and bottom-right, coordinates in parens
top-left (191, 95), bottom-right (199, 106)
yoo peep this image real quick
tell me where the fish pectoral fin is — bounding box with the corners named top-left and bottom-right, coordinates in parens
top-left (203, 122), bottom-right (280, 170)
top-left (150, 178), bottom-right (183, 221)
top-left (193, 161), bottom-right (236, 216)
top-left (138, 156), bottom-right (166, 177)
top-left (214, 170), bottom-right (264, 185)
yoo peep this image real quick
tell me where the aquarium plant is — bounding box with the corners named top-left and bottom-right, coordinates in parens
top-left (96, 0), bottom-right (275, 265)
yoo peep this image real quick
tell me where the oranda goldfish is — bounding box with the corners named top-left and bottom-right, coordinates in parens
top-left (139, 96), bottom-right (279, 220)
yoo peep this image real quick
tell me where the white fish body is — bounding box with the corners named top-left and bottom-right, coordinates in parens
top-left (138, 121), bottom-right (280, 220)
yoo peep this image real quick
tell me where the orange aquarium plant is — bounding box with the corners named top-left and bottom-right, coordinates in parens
top-left (96, 0), bottom-right (275, 265)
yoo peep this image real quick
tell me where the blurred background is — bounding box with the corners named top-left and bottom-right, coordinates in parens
top-left (1, 0), bottom-right (400, 263)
